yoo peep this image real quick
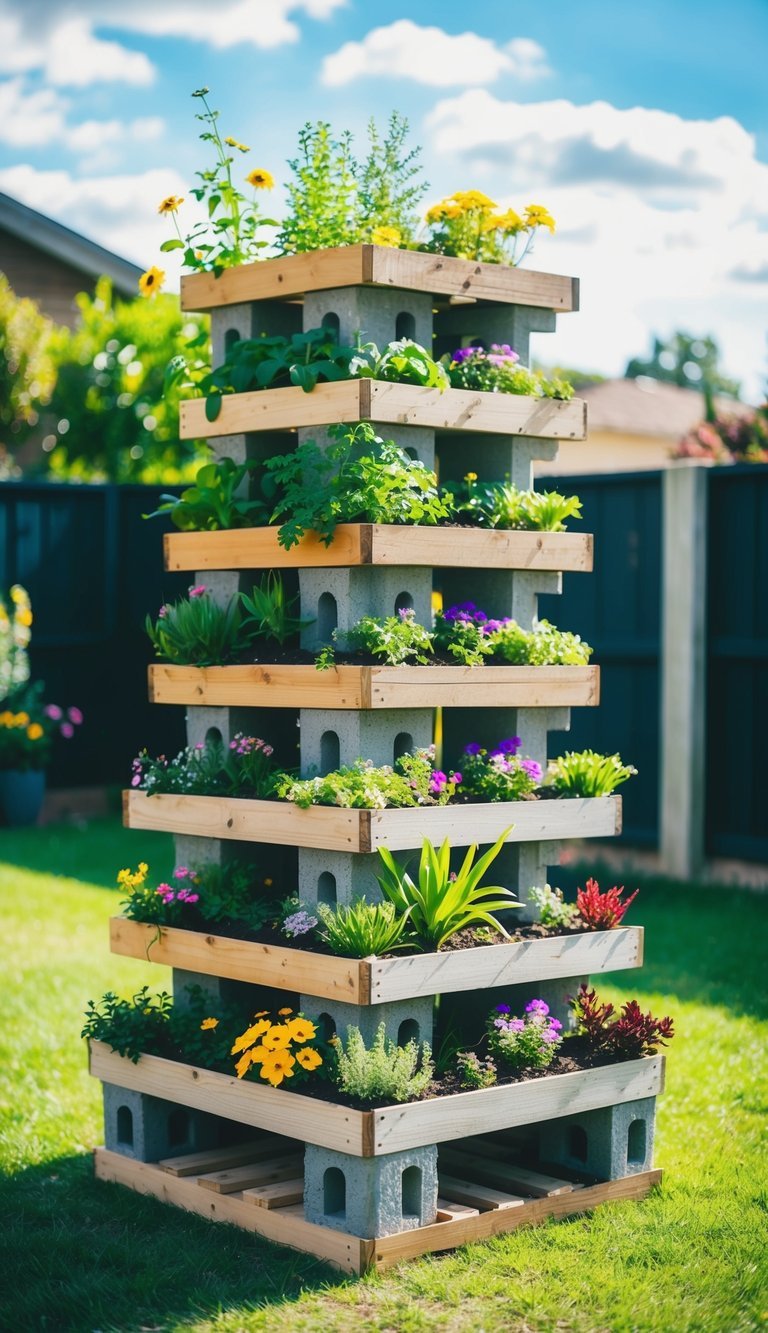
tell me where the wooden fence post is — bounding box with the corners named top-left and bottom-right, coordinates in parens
top-left (660, 464), bottom-right (708, 878)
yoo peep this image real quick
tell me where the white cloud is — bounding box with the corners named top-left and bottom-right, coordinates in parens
top-left (322, 20), bottom-right (549, 88)
top-left (0, 11), bottom-right (154, 87)
top-left (0, 78), bottom-right (67, 147)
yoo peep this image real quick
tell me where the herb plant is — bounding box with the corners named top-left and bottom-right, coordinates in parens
top-left (432, 606), bottom-right (493, 667)
top-left (446, 345), bottom-right (573, 399)
top-left (487, 999), bottom-right (563, 1070)
top-left (145, 585), bottom-right (252, 666)
top-left (275, 747), bottom-right (456, 809)
top-left (444, 475), bottom-right (583, 531)
top-left (375, 827), bottom-right (518, 951)
top-left (81, 986), bottom-right (173, 1063)
top-left (460, 738), bottom-right (542, 802)
top-left (456, 1050), bottom-right (498, 1090)
top-left (351, 339), bottom-right (449, 390)
top-left (317, 899), bottom-right (412, 958)
top-left (331, 1023), bottom-right (433, 1104)
top-left (341, 608), bottom-right (434, 665)
top-left (576, 877), bottom-right (639, 930)
top-left (239, 571), bottom-right (307, 646)
top-left (147, 458), bottom-right (268, 531)
top-left (570, 984), bottom-right (675, 1058)
top-left (200, 328), bottom-right (358, 421)
top-left (546, 750), bottom-right (637, 798)
top-left (527, 884), bottom-right (580, 930)
top-left (432, 603), bottom-right (593, 668)
top-left (265, 422), bottom-right (453, 549)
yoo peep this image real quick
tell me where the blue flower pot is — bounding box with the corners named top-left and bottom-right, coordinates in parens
top-left (0, 769), bottom-right (46, 826)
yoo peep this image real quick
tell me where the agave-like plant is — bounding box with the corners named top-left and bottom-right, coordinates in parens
top-left (375, 826), bottom-right (519, 951)
top-left (316, 899), bottom-right (413, 958)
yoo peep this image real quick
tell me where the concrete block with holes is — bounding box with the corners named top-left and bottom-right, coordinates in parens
top-left (303, 288), bottom-right (434, 352)
top-left (433, 303), bottom-right (557, 366)
top-left (299, 566), bottom-right (434, 651)
top-left (539, 1096), bottom-right (657, 1180)
top-left (300, 993), bottom-right (434, 1050)
top-left (299, 707), bottom-right (434, 775)
top-left (102, 1083), bottom-right (218, 1162)
top-left (296, 848), bottom-right (382, 908)
top-left (303, 1143), bottom-right (438, 1238)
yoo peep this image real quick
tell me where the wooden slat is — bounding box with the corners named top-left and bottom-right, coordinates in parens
top-left (159, 1136), bottom-right (291, 1177)
top-left (109, 916), bottom-right (363, 1003)
top-left (123, 790), bottom-right (622, 853)
top-left (436, 1197), bottom-right (480, 1221)
top-left (180, 380), bottom-right (586, 443)
top-left (89, 1041), bottom-right (369, 1155)
top-left (439, 1148), bottom-right (575, 1197)
top-left (242, 1177), bottom-right (305, 1210)
top-left (437, 1174), bottom-right (525, 1211)
top-left (197, 1153), bottom-right (303, 1194)
top-left (371, 1056), bottom-right (665, 1154)
top-left (148, 663), bottom-right (600, 711)
top-left (94, 1148), bottom-right (366, 1274)
top-left (180, 245), bottom-right (578, 313)
top-left (164, 524), bottom-right (593, 575)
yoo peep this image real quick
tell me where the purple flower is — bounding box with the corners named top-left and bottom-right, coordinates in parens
top-left (174, 866), bottom-right (190, 879)
top-left (452, 771), bottom-right (462, 785)
top-left (451, 346), bottom-right (482, 364)
top-left (522, 759), bottom-right (543, 783)
top-left (541, 1028), bottom-right (560, 1044)
top-left (549, 1018), bottom-right (563, 1031)
top-left (496, 737), bottom-right (521, 755)
top-left (495, 1004), bottom-right (511, 1014)
top-left (398, 606), bottom-right (415, 620)
top-left (508, 1019), bottom-right (525, 1033)
top-left (44, 704), bottom-right (63, 720)
top-left (487, 344), bottom-right (520, 366)
top-left (493, 1017), bottom-right (509, 1029)
top-left (464, 742), bottom-right (482, 756)
top-left (131, 774), bottom-right (141, 787)
top-left (67, 706), bottom-right (83, 725)
top-left (60, 722), bottom-right (74, 739)
top-left (525, 999), bottom-right (550, 1016)
top-left (185, 893), bottom-right (199, 904)
top-left (158, 605), bottom-right (168, 619)
top-left (429, 770), bottom-right (447, 793)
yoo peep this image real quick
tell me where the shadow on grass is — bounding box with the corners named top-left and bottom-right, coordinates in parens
top-left (0, 1151), bottom-right (346, 1332)
top-left (0, 816), bottom-right (175, 889)
top-left (559, 863), bottom-right (768, 1020)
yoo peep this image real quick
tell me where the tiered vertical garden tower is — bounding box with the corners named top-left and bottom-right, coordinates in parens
top-left (91, 245), bottom-right (664, 1273)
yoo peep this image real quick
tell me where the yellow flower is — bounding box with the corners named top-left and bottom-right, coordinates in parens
top-left (200, 1017), bottom-right (219, 1031)
top-left (14, 712), bottom-right (29, 726)
top-left (246, 168), bottom-right (274, 189)
top-left (261, 1024), bottom-right (292, 1051)
top-left (15, 608), bottom-right (32, 627)
top-left (451, 190), bottom-right (498, 211)
top-left (296, 1047), bottom-right (323, 1072)
top-left (254, 1010), bottom-right (269, 1017)
top-left (371, 226), bottom-right (401, 248)
top-left (425, 201), bottom-right (462, 224)
top-left (286, 1017), bottom-right (317, 1044)
top-left (139, 266), bottom-right (165, 297)
top-left (225, 137), bottom-right (250, 152)
top-left (278, 1007), bottom-right (293, 1017)
top-left (464, 471), bottom-right (478, 483)
top-left (263, 878), bottom-right (273, 888)
top-left (259, 1050), bottom-right (296, 1087)
top-left (10, 586), bottom-right (28, 605)
top-left (157, 195), bottom-right (184, 215)
top-left (235, 1049), bottom-right (254, 1079)
top-left (27, 723), bottom-right (43, 740)
top-left (230, 1018), bottom-right (271, 1054)
top-left (524, 204), bottom-right (556, 233)
top-left (138, 862), bottom-right (148, 878)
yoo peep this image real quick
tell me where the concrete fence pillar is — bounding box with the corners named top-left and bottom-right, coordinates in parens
top-left (660, 464), bottom-right (708, 878)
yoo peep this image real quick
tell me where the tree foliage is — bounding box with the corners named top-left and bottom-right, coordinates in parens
top-left (625, 331), bottom-right (741, 400)
top-left (0, 275), bottom-right (56, 474)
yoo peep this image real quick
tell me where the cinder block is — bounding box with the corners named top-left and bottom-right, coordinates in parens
top-left (211, 302), bottom-right (301, 365)
top-left (539, 1096), bottom-right (657, 1180)
top-left (300, 995), bottom-right (434, 1049)
top-left (439, 568), bottom-right (563, 633)
top-left (299, 567), bottom-right (434, 650)
top-left (303, 1142), bottom-right (438, 1237)
top-left (441, 705), bottom-right (570, 775)
top-left (184, 705), bottom-right (255, 751)
top-left (494, 975), bottom-right (586, 1030)
top-left (102, 1082), bottom-right (218, 1162)
top-left (299, 707), bottom-right (433, 775)
top-left (297, 849), bottom-right (382, 907)
top-left (438, 435), bottom-right (560, 493)
top-left (303, 288), bottom-right (434, 351)
top-left (494, 839), bottom-right (563, 925)
top-left (434, 303), bottom-right (557, 366)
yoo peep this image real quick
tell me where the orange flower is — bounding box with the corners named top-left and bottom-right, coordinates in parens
top-left (230, 1018), bottom-right (270, 1055)
top-left (259, 1050), bottom-right (296, 1086)
top-left (286, 1017), bottom-right (317, 1044)
top-left (296, 1047), bottom-right (323, 1072)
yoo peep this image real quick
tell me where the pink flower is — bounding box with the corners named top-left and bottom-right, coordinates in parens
top-left (158, 605), bottom-right (169, 619)
top-left (188, 584), bottom-right (207, 598)
top-left (174, 866), bottom-right (190, 879)
top-left (44, 704), bottom-right (63, 720)
top-left (67, 707), bottom-right (83, 725)
top-left (131, 774), bottom-right (141, 787)
top-left (60, 722), bottom-right (75, 739)
top-left (453, 771), bottom-right (462, 785)
top-left (185, 893), bottom-right (199, 904)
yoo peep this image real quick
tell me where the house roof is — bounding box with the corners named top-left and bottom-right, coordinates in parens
top-left (0, 190), bottom-right (142, 298)
top-left (580, 377), bottom-right (752, 438)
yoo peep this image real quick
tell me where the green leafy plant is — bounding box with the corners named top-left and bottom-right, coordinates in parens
top-left (444, 475), bottom-right (583, 531)
top-left (351, 338), bottom-right (449, 390)
top-left (489, 619), bottom-right (593, 667)
top-left (456, 1050), bottom-right (498, 1089)
top-left (276, 747), bottom-right (458, 810)
top-left (341, 608), bottom-right (434, 665)
top-left (200, 328), bottom-right (358, 421)
top-left (145, 585), bottom-right (252, 666)
top-left (446, 345), bottom-right (573, 399)
top-left (331, 1022), bottom-right (433, 1104)
top-left (432, 608), bottom-right (494, 667)
top-left (487, 998), bottom-right (563, 1069)
top-left (527, 884), bottom-right (580, 930)
top-left (375, 827), bottom-right (519, 951)
top-left (265, 422), bottom-right (453, 549)
top-left (239, 571), bottom-right (308, 646)
top-left (0, 275), bottom-right (56, 472)
top-left (357, 112), bottom-right (427, 244)
top-left (147, 457), bottom-right (268, 531)
top-left (132, 733), bottom-right (276, 798)
top-left (317, 899), bottom-right (413, 958)
top-left (547, 750), bottom-right (637, 798)
top-left (81, 986), bottom-right (173, 1063)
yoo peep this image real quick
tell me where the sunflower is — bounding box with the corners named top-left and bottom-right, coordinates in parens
top-left (138, 266), bottom-right (165, 298)
top-left (157, 195), bottom-right (184, 215)
top-left (246, 168), bottom-right (274, 189)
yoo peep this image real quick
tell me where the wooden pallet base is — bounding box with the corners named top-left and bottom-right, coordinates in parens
top-left (94, 1145), bottom-right (661, 1274)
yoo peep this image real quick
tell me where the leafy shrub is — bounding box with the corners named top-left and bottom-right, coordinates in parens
top-left (200, 328), bottom-right (357, 420)
top-left (331, 1023), bottom-right (433, 1104)
top-left (570, 984), bottom-right (675, 1058)
top-left (444, 476), bottom-right (582, 532)
top-left (317, 899), bottom-right (412, 957)
top-left (351, 338), bottom-right (449, 390)
top-left (547, 750), bottom-right (637, 798)
top-left (432, 606), bottom-right (493, 667)
top-left (131, 733), bottom-right (276, 798)
top-left (239, 571), bottom-right (307, 646)
top-left (146, 585), bottom-right (252, 666)
top-left (576, 877), bottom-right (639, 930)
top-left (81, 986), bottom-right (173, 1063)
top-left (446, 345), bottom-right (573, 399)
top-left (456, 1050), bottom-right (498, 1089)
top-left (265, 422), bottom-right (452, 549)
top-left (489, 618), bottom-right (593, 666)
top-left (275, 747), bottom-right (456, 809)
top-left (527, 884), bottom-right (580, 930)
top-left (460, 738), bottom-right (542, 802)
top-left (148, 457), bottom-right (268, 531)
top-left (487, 998), bottom-right (563, 1070)
top-left (342, 608), bottom-right (434, 665)
top-left (375, 828), bottom-right (518, 951)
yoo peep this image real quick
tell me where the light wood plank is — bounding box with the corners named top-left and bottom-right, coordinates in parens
top-left (110, 916), bottom-right (363, 1002)
top-left (123, 790), bottom-right (366, 851)
top-left (366, 797), bottom-right (622, 851)
top-left (437, 1174), bottom-right (525, 1211)
top-left (164, 524), bottom-right (593, 575)
top-left (179, 245), bottom-right (577, 313)
top-left (436, 1197), bottom-right (480, 1221)
top-left (439, 1148), bottom-right (575, 1197)
top-left (159, 1138), bottom-right (289, 1177)
top-left (148, 663), bottom-right (600, 711)
top-left (94, 1148), bottom-right (365, 1274)
top-left (242, 1177), bottom-right (305, 1210)
top-left (371, 1056), bottom-right (665, 1154)
top-left (197, 1153), bottom-right (303, 1194)
top-left (89, 1042), bottom-right (369, 1154)
top-left (180, 380), bottom-right (586, 443)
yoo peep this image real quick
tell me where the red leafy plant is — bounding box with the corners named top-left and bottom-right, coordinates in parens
top-left (576, 877), bottom-right (638, 930)
top-left (570, 983), bottom-right (675, 1058)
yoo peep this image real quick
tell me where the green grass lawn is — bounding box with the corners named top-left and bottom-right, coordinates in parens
top-left (0, 818), bottom-right (766, 1332)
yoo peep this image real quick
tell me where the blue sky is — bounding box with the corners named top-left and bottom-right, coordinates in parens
top-left (1, 0), bottom-right (766, 396)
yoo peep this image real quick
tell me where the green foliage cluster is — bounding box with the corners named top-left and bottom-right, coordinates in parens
top-left (431, 610), bottom-right (593, 668)
top-left (317, 899), bottom-right (412, 958)
top-left (145, 574), bottom-right (305, 665)
top-left (460, 743), bottom-right (542, 802)
top-left (120, 860), bottom-right (276, 935)
top-left (445, 477), bottom-right (583, 531)
top-left (456, 1050), bottom-right (498, 1089)
top-left (81, 984), bottom-right (253, 1070)
top-left (133, 733), bottom-right (276, 798)
top-left (339, 608), bottom-right (434, 666)
top-left (199, 328), bottom-right (358, 420)
top-left (447, 348), bottom-right (573, 400)
top-left (376, 829), bottom-right (518, 951)
top-left (351, 338), bottom-right (449, 390)
top-left (148, 458), bottom-right (267, 531)
top-left (487, 1000), bottom-right (563, 1070)
top-left (331, 1022), bottom-right (433, 1105)
top-left (0, 274), bottom-right (56, 473)
top-left (527, 883), bottom-right (580, 930)
top-left (239, 571), bottom-right (307, 646)
top-left (275, 748), bottom-right (452, 810)
top-left (546, 749), bottom-right (637, 797)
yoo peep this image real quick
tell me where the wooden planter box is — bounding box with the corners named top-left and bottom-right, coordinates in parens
top-left (164, 523), bottom-right (594, 575)
top-left (180, 380), bottom-right (586, 443)
top-left (148, 663), bottom-right (601, 711)
top-left (89, 1040), bottom-right (664, 1157)
top-left (110, 916), bottom-right (644, 1003)
top-left (123, 790), bottom-right (622, 851)
top-left (180, 245), bottom-right (579, 314)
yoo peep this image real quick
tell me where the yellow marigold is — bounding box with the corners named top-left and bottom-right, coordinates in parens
top-left (157, 195), bottom-right (184, 215)
top-left (261, 1024), bottom-right (292, 1051)
top-left (138, 266), bottom-right (165, 298)
top-left (524, 204), bottom-right (556, 233)
top-left (278, 1007), bottom-right (293, 1017)
top-left (138, 862), bottom-right (148, 878)
top-left (10, 586), bottom-right (28, 605)
top-left (451, 190), bottom-right (498, 211)
top-left (200, 1017), bottom-right (219, 1031)
top-left (254, 1010), bottom-right (269, 1018)
top-left (286, 1017), bottom-right (317, 1044)
top-left (14, 712), bottom-right (29, 726)
top-left (296, 1047), bottom-right (323, 1072)
top-left (246, 168), bottom-right (274, 189)
top-left (230, 1018), bottom-right (271, 1055)
top-left (483, 208), bottom-right (525, 235)
top-left (259, 1050), bottom-right (296, 1086)
top-left (27, 723), bottom-right (44, 740)
top-left (371, 226), bottom-right (401, 248)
